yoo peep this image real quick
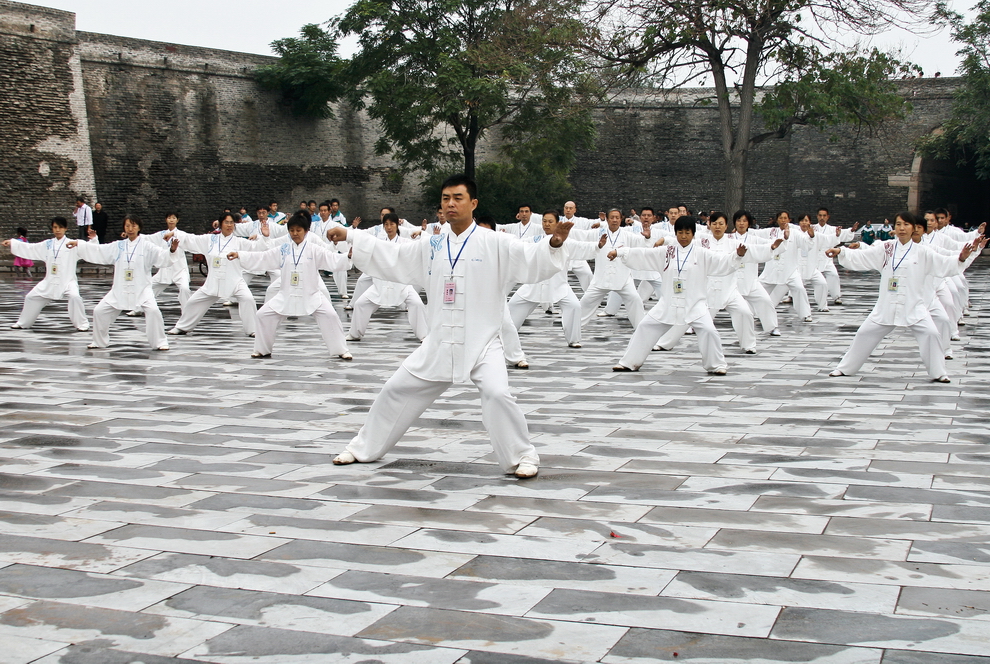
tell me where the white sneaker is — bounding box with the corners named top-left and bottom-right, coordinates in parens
top-left (568, 342), bottom-right (582, 348)
top-left (833, 298), bottom-right (843, 305)
top-left (346, 335), bottom-right (360, 342)
top-left (934, 375), bottom-right (950, 383)
top-left (817, 307), bottom-right (829, 312)
top-left (803, 316), bottom-right (813, 322)
top-left (515, 462), bottom-right (539, 478)
top-left (951, 334), bottom-right (961, 341)
top-left (125, 310), bottom-right (143, 317)
top-left (86, 343), bottom-right (100, 349)
top-left (945, 354), bottom-right (953, 360)
top-left (710, 367), bottom-right (727, 375)
top-left (596, 312), bottom-right (614, 318)
top-left (333, 450), bottom-right (356, 465)
top-left (339, 352), bottom-right (353, 361)
top-left (344, 305), bottom-right (353, 311)
top-left (769, 329), bottom-right (781, 336)
top-left (685, 327), bottom-right (695, 335)
top-left (10, 324), bottom-right (22, 330)
top-left (154, 345), bottom-right (170, 351)
top-left (166, 328), bottom-right (187, 335)
top-left (828, 370), bottom-right (844, 377)
top-left (744, 349), bottom-right (756, 354)
top-left (76, 325), bottom-right (89, 332)
top-left (514, 360), bottom-right (529, 369)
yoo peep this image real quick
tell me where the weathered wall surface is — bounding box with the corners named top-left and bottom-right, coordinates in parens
top-left (569, 81), bottom-right (960, 225)
top-left (0, 0), bottom-right (972, 248)
top-left (0, 0), bottom-right (96, 240)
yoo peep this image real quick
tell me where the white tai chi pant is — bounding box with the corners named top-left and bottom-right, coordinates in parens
top-left (657, 295), bottom-right (754, 352)
top-left (620, 314), bottom-right (727, 372)
top-left (351, 273), bottom-right (373, 303)
top-left (808, 271), bottom-right (828, 310)
top-left (835, 316), bottom-right (947, 379)
top-left (508, 292), bottom-right (582, 345)
top-left (332, 269), bottom-right (349, 298)
top-left (348, 292), bottom-right (428, 340)
top-left (253, 300), bottom-right (348, 356)
top-left (570, 261), bottom-right (593, 292)
top-left (173, 283), bottom-right (257, 335)
top-left (739, 282), bottom-right (778, 332)
top-left (343, 341), bottom-right (538, 472)
top-left (929, 300), bottom-right (953, 356)
top-left (580, 282), bottom-right (644, 328)
top-left (764, 273), bottom-right (812, 319)
top-left (501, 308), bottom-right (526, 364)
top-left (17, 291), bottom-right (88, 329)
top-left (605, 278), bottom-right (663, 314)
top-left (152, 279), bottom-right (191, 309)
top-left (91, 299), bottom-right (167, 349)
top-left (936, 281), bottom-right (962, 337)
top-left (823, 262), bottom-right (841, 301)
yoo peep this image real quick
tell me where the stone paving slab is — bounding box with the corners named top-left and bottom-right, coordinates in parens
top-left (0, 265), bottom-right (989, 661)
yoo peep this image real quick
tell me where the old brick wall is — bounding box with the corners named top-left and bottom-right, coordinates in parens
top-left (0, 0), bottom-right (96, 243)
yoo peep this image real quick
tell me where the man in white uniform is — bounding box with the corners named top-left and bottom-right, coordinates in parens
top-left (500, 204), bottom-right (544, 241)
top-left (815, 207), bottom-right (858, 306)
top-left (575, 209), bottom-right (650, 328)
top-left (127, 213), bottom-right (192, 316)
top-left (561, 200), bottom-right (596, 291)
top-left (230, 212), bottom-right (352, 360)
top-left (68, 216), bottom-right (176, 350)
top-left (4, 217), bottom-right (89, 331)
top-left (753, 211), bottom-right (814, 322)
top-left (827, 212), bottom-right (978, 382)
top-left (166, 212), bottom-right (261, 337)
top-left (328, 174), bottom-right (574, 479)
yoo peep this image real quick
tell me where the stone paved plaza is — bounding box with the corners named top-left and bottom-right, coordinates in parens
top-left (1, 263), bottom-right (990, 664)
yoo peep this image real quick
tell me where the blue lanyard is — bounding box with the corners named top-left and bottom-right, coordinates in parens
top-left (447, 224), bottom-right (477, 274)
top-left (51, 237), bottom-right (65, 262)
top-left (605, 229), bottom-right (620, 248)
top-left (676, 245), bottom-right (693, 276)
top-left (291, 241), bottom-right (307, 268)
top-left (891, 242), bottom-right (911, 273)
top-left (213, 234), bottom-right (234, 254)
top-left (125, 238), bottom-right (141, 265)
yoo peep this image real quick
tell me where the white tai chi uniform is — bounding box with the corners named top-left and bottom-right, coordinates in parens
top-left (74, 237), bottom-right (171, 349)
top-left (606, 226), bottom-right (672, 314)
top-left (730, 230), bottom-right (779, 333)
top-left (9, 237), bottom-right (89, 330)
top-left (146, 230), bottom-right (192, 309)
top-left (575, 228), bottom-right (649, 328)
top-left (561, 215), bottom-right (596, 291)
top-left (833, 239), bottom-right (964, 379)
top-left (815, 222), bottom-right (856, 303)
top-left (798, 229), bottom-right (835, 311)
top-left (348, 234), bottom-right (427, 340)
top-left (657, 235), bottom-right (778, 352)
top-left (325, 213), bottom-right (351, 298)
top-left (169, 231), bottom-right (260, 336)
top-left (615, 243), bottom-right (748, 372)
top-left (507, 233), bottom-right (583, 346)
top-left (754, 225), bottom-right (812, 319)
top-left (339, 223), bottom-right (567, 472)
top-left (234, 219), bottom-right (285, 291)
top-left (238, 235), bottom-right (351, 357)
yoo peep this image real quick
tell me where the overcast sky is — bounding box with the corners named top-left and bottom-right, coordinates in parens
top-left (36, 0), bottom-right (976, 78)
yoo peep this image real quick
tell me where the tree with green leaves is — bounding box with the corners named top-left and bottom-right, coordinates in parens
top-left (918, 0), bottom-right (990, 181)
top-left (258, 0), bottom-right (601, 188)
top-left (587, 0), bottom-right (926, 212)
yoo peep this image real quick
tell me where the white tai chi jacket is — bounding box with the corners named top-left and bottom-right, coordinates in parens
top-left (237, 236), bottom-right (349, 317)
top-left (617, 244), bottom-right (745, 326)
top-left (569, 227), bottom-right (651, 290)
top-left (146, 230), bottom-right (190, 286)
top-left (815, 223), bottom-right (856, 272)
top-left (9, 237), bottom-right (83, 299)
top-left (346, 223), bottom-right (567, 383)
top-left (697, 235), bottom-right (778, 310)
top-left (75, 237), bottom-right (170, 311)
top-left (174, 231), bottom-right (262, 299)
top-left (513, 234), bottom-right (576, 304)
top-left (838, 239), bottom-right (963, 327)
top-left (365, 235), bottom-right (422, 307)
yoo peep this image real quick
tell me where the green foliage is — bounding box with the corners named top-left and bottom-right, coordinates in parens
top-left (254, 24), bottom-right (348, 118)
top-left (918, 0), bottom-right (990, 179)
top-left (759, 47), bottom-right (920, 144)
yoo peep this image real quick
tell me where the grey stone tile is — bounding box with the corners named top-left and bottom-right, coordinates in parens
top-left (0, 533), bottom-right (157, 573)
top-left (0, 633), bottom-right (68, 664)
top-left (390, 528), bottom-right (605, 562)
top-left (32, 645), bottom-right (214, 663)
top-left (750, 496), bottom-right (932, 521)
top-left (793, 556), bottom-right (990, 590)
top-left (599, 542), bottom-right (800, 577)
top-left (259, 540), bottom-right (473, 577)
top-left (356, 605), bottom-right (626, 661)
top-left (602, 627), bottom-right (882, 663)
top-left (642, 505), bottom-right (829, 533)
top-left (896, 586), bottom-right (990, 621)
top-left (0, 564), bottom-right (190, 611)
top-left (179, 623), bottom-right (464, 663)
top-left (0, 510), bottom-right (122, 540)
top-left (344, 504), bottom-right (536, 534)
top-left (907, 541), bottom-right (990, 565)
top-left (465, 495), bottom-right (652, 523)
top-left (219, 513), bottom-right (416, 545)
top-left (317, 483), bottom-right (485, 509)
top-left (824, 517), bottom-right (990, 542)
top-left (84, 524), bottom-right (288, 558)
top-left (706, 529), bottom-right (911, 561)
top-left (880, 649), bottom-right (990, 663)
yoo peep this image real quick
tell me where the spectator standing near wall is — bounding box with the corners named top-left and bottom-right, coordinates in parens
top-left (72, 197), bottom-right (93, 240)
top-left (92, 203), bottom-right (109, 243)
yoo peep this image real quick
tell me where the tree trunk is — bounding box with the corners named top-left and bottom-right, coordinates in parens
top-left (463, 146), bottom-right (476, 180)
top-left (462, 112), bottom-right (480, 180)
top-left (724, 147), bottom-right (747, 214)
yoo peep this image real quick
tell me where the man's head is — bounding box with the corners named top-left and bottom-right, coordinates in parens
top-left (122, 215), bottom-right (142, 239)
top-left (75, 196), bottom-right (86, 206)
top-left (287, 211), bottom-right (311, 243)
top-left (165, 213), bottom-right (179, 230)
top-left (257, 206), bottom-right (269, 221)
top-left (924, 211), bottom-right (938, 233)
top-left (299, 201), bottom-right (308, 210)
top-left (516, 205), bottom-right (533, 222)
top-left (308, 200), bottom-right (317, 214)
top-left (94, 203), bottom-right (102, 212)
top-left (319, 202), bottom-right (331, 221)
top-left (678, 205), bottom-right (688, 217)
top-left (50, 216), bottom-right (69, 239)
top-left (269, 202), bottom-right (279, 213)
top-left (667, 207), bottom-right (680, 223)
top-left (674, 216), bottom-right (696, 247)
top-left (476, 215), bottom-right (496, 230)
top-left (640, 207), bottom-right (656, 227)
top-left (934, 207), bottom-right (952, 229)
top-left (817, 207), bottom-right (830, 225)
top-left (776, 211), bottom-right (791, 228)
top-left (380, 206), bottom-right (396, 221)
top-left (330, 199), bottom-right (340, 214)
top-left (563, 201), bottom-right (576, 219)
top-left (607, 208), bottom-right (623, 232)
top-left (798, 213), bottom-right (812, 232)
top-left (440, 174), bottom-right (479, 227)
top-left (382, 212), bottom-right (400, 238)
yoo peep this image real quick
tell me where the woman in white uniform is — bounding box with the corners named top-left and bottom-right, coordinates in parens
top-left (4, 216), bottom-right (89, 331)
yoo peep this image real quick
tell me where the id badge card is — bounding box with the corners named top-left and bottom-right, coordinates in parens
top-left (887, 277), bottom-right (899, 292)
top-left (51, 264), bottom-right (59, 275)
top-left (773, 254), bottom-right (781, 260)
top-left (212, 256), bottom-right (222, 269)
top-left (290, 272), bottom-right (300, 286)
top-left (444, 281), bottom-right (456, 304)
top-left (124, 269), bottom-right (134, 282)
top-left (673, 279), bottom-right (685, 294)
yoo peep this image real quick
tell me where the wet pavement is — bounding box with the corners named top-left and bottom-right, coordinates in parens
top-left (1, 262), bottom-right (989, 663)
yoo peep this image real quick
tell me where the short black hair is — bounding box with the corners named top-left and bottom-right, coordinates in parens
top-left (50, 216), bottom-right (69, 229)
top-left (934, 207), bottom-right (949, 217)
top-left (308, 200), bottom-right (317, 206)
top-left (896, 211), bottom-right (925, 229)
top-left (217, 212), bottom-right (237, 225)
top-left (381, 206), bottom-right (396, 214)
top-left (674, 216), bottom-right (697, 234)
top-left (517, 204), bottom-right (533, 213)
top-left (440, 174), bottom-right (478, 201)
top-left (709, 211), bottom-right (728, 225)
top-left (476, 215), bottom-right (496, 230)
top-left (732, 210), bottom-right (754, 228)
top-left (381, 212), bottom-right (400, 226)
top-left (817, 206), bottom-right (830, 214)
top-left (76, 196), bottom-right (86, 204)
top-left (542, 209), bottom-right (559, 221)
top-left (640, 207), bottom-right (655, 215)
top-left (122, 214), bottom-right (142, 231)
top-left (286, 211), bottom-right (312, 231)
top-left (330, 198), bottom-right (340, 206)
